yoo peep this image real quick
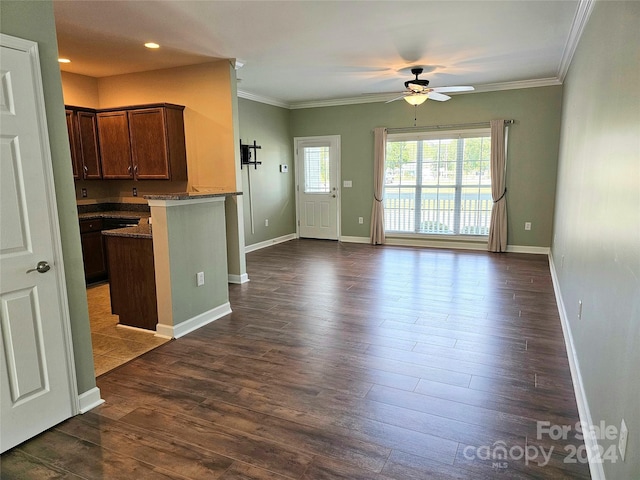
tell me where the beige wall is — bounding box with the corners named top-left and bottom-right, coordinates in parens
top-left (97, 61), bottom-right (237, 191)
top-left (61, 71), bottom-right (99, 108)
top-left (61, 61), bottom-right (238, 200)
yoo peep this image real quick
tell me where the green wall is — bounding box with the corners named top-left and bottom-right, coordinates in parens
top-left (238, 98), bottom-right (295, 246)
top-left (290, 87), bottom-right (563, 247)
top-left (0, 1), bottom-right (96, 394)
top-left (552, 1), bottom-right (640, 478)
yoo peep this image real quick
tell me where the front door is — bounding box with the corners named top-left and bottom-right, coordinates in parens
top-left (1, 34), bottom-right (77, 452)
top-left (295, 136), bottom-right (340, 240)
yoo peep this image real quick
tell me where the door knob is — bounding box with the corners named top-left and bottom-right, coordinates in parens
top-left (332, 194), bottom-right (336, 198)
top-left (26, 261), bottom-right (51, 274)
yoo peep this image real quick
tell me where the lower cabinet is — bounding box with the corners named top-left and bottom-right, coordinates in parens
top-left (104, 235), bottom-right (158, 331)
top-left (79, 219), bottom-right (107, 283)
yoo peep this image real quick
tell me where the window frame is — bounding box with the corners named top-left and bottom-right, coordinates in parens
top-left (383, 128), bottom-right (492, 240)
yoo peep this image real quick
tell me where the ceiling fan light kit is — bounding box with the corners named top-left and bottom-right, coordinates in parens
top-left (404, 94), bottom-right (428, 106)
top-left (388, 67), bottom-right (474, 106)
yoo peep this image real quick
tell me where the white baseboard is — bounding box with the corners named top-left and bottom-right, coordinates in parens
top-left (155, 302), bottom-right (232, 339)
top-left (339, 236), bottom-right (370, 244)
top-left (78, 387), bottom-right (104, 414)
top-left (506, 245), bottom-right (550, 254)
top-left (549, 253), bottom-right (605, 480)
top-left (228, 273), bottom-right (250, 284)
top-left (245, 233), bottom-right (297, 253)
top-left (385, 236), bottom-right (488, 251)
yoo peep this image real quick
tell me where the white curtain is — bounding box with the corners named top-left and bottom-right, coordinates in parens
top-left (370, 127), bottom-right (386, 245)
top-left (488, 119), bottom-right (508, 252)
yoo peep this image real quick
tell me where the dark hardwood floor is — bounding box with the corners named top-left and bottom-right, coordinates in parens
top-left (1, 240), bottom-right (591, 479)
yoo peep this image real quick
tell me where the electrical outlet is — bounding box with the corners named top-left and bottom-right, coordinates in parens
top-left (196, 272), bottom-right (205, 287)
top-left (578, 300), bottom-right (583, 319)
top-left (81, 188), bottom-right (87, 198)
top-left (358, 217), bottom-right (364, 224)
top-left (265, 219), bottom-right (269, 227)
top-left (280, 164), bottom-right (288, 173)
top-left (133, 187), bottom-right (138, 197)
top-left (524, 222), bottom-right (532, 231)
top-left (619, 419), bottom-right (628, 461)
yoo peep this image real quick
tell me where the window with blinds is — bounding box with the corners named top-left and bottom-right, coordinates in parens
top-left (303, 146), bottom-right (331, 193)
top-left (384, 129), bottom-right (492, 236)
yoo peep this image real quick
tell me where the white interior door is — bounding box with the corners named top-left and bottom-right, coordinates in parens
top-left (1, 35), bottom-right (77, 453)
top-left (295, 135), bottom-right (340, 240)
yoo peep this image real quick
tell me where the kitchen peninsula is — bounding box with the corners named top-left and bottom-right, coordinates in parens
top-left (145, 192), bottom-right (241, 338)
top-left (95, 192), bottom-right (241, 338)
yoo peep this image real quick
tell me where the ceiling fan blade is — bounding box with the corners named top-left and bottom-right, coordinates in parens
top-left (427, 92), bottom-right (451, 102)
top-left (430, 86), bottom-right (475, 93)
top-left (385, 94), bottom-right (408, 103)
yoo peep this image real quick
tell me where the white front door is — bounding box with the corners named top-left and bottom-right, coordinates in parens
top-left (1, 35), bottom-right (77, 453)
top-left (295, 135), bottom-right (340, 240)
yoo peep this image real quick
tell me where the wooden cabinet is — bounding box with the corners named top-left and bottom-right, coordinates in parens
top-left (97, 111), bottom-right (133, 179)
top-left (65, 107), bottom-right (102, 180)
top-left (79, 219), bottom-right (107, 283)
top-left (97, 104), bottom-right (187, 181)
top-left (105, 235), bottom-right (158, 330)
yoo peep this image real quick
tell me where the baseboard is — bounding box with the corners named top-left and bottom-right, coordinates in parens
top-left (78, 387), bottom-right (104, 414)
top-left (506, 245), bottom-right (550, 254)
top-left (245, 233), bottom-right (297, 253)
top-left (385, 236), bottom-right (489, 251)
top-left (155, 302), bottom-right (232, 339)
top-left (339, 236), bottom-right (370, 244)
top-left (549, 253), bottom-right (605, 480)
top-left (228, 273), bottom-right (250, 284)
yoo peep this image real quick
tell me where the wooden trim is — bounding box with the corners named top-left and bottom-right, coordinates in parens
top-left (245, 233), bottom-right (297, 253)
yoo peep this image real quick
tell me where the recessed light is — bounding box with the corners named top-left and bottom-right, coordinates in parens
top-left (58, 58), bottom-right (71, 63)
top-left (144, 42), bottom-right (160, 49)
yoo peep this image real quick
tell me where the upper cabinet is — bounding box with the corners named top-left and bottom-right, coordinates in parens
top-left (66, 107), bottom-right (102, 180)
top-left (97, 104), bottom-right (187, 181)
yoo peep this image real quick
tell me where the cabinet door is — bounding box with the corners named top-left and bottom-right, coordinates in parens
top-left (97, 111), bottom-right (133, 179)
top-left (65, 109), bottom-right (80, 179)
top-left (128, 108), bottom-right (171, 180)
top-left (77, 111), bottom-right (102, 179)
top-left (80, 230), bottom-right (107, 282)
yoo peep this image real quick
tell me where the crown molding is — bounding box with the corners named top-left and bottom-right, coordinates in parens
top-left (558, 0), bottom-right (596, 82)
top-left (237, 90), bottom-right (290, 109)
top-left (240, 77), bottom-right (564, 110)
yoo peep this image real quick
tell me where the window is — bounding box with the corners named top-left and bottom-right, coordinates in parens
top-left (303, 146), bottom-right (330, 193)
top-left (384, 129), bottom-right (491, 236)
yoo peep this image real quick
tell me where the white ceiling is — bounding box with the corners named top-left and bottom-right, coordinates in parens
top-left (53, 0), bottom-right (585, 108)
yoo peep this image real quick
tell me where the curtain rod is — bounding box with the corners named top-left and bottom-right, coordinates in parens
top-left (386, 119), bottom-right (514, 134)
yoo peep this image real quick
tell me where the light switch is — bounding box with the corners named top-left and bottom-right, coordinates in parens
top-left (343, 180), bottom-right (353, 188)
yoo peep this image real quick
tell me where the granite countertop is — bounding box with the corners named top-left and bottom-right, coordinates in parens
top-left (78, 210), bottom-right (151, 221)
top-left (144, 191), bottom-right (242, 201)
top-left (102, 217), bottom-right (152, 239)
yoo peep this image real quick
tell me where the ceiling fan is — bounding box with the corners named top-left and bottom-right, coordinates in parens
top-left (387, 67), bottom-right (474, 105)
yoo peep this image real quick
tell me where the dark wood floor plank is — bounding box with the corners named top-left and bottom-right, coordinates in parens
top-left (2, 240), bottom-right (589, 479)
top-left (55, 412), bottom-right (235, 479)
top-left (119, 407), bottom-right (313, 479)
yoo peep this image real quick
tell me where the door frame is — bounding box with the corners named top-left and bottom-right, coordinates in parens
top-left (1, 34), bottom-right (79, 414)
top-left (294, 135), bottom-right (341, 240)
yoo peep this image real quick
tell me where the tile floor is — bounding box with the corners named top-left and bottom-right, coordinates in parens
top-left (86, 283), bottom-right (170, 376)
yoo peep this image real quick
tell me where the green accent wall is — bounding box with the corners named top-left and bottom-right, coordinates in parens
top-left (238, 98), bottom-right (295, 246)
top-left (0, 1), bottom-right (96, 394)
top-left (290, 87), bottom-right (563, 247)
top-left (552, 1), bottom-right (640, 477)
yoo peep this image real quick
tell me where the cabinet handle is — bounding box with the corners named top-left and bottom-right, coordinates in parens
top-left (134, 165), bottom-right (138, 174)
top-left (128, 165), bottom-right (132, 174)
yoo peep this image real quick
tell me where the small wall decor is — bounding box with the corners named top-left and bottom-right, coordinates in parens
top-left (240, 139), bottom-right (262, 169)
